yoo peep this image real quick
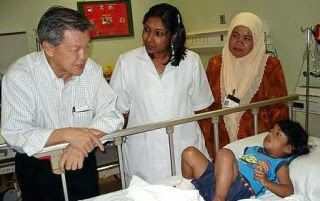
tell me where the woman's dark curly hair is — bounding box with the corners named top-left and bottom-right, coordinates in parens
top-left (143, 3), bottom-right (186, 66)
top-left (277, 119), bottom-right (311, 156)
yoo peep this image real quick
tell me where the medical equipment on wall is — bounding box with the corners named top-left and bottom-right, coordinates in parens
top-left (296, 26), bottom-right (320, 133)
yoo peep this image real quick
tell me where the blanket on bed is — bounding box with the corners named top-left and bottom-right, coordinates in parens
top-left (81, 175), bottom-right (204, 201)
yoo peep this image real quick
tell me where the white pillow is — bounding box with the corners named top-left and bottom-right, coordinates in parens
top-left (289, 137), bottom-right (320, 200)
top-left (224, 132), bottom-right (267, 158)
top-left (224, 133), bottom-right (320, 200)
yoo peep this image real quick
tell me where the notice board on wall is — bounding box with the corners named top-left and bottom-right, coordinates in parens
top-left (77, 0), bottom-right (134, 39)
top-left (0, 31), bottom-right (28, 74)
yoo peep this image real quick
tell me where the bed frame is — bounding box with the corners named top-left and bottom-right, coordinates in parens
top-left (0, 94), bottom-right (299, 201)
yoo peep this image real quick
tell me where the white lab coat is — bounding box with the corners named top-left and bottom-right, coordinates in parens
top-left (110, 46), bottom-right (214, 184)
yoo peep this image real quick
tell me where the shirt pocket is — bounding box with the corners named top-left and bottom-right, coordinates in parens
top-left (73, 110), bottom-right (93, 128)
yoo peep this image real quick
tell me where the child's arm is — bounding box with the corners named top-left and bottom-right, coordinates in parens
top-left (255, 164), bottom-right (294, 197)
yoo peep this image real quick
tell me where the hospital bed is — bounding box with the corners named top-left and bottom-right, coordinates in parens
top-left (2, 94), bottom-right (320, 200)
top-left (79, 94), bottom-right (319, 201)
top-left (82, 133), bottom-right (320, 201)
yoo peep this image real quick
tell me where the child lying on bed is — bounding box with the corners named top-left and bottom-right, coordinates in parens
top-left (176, 119), bottom-right (310, 201)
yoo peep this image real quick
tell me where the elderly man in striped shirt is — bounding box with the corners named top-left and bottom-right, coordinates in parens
top-left (1, 6), bottom-right (124, 201)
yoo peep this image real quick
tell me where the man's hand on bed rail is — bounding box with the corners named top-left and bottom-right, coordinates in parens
top-left (56, 128), bottom-right (106, 172)
top-left (89, 128), bottom-right (106, 139)
top-left (59, 144), bottom-right (85, 172)
top-left (53, 128), bottom-right (105, 156)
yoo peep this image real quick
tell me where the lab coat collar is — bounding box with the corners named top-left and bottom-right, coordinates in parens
top-left (137, 46), bottom-right (151, 61)
top-left (137, 46), bottom-right (176, 77)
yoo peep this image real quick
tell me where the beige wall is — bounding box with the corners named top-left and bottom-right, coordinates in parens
top-left (1, 0), bottom-right (319, 91)
top-left (169, 0), bottom-right (320, 136)
top-left (0, 0), bottom-right (160, 67)
top-left (1, 0), bottom-right (320, 135)
top-left (171, 0), bottom-right (320, 93)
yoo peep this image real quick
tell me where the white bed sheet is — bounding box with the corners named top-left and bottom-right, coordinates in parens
top-left (83, 133), bottom-right (320, 201)
top-left (81, 175), bottom-right (183, 201)
top-left (81, 176), bottom-right (284, 201)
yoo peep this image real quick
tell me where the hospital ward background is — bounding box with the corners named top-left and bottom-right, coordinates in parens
top-left (1, 0), bottom-right (320, 200)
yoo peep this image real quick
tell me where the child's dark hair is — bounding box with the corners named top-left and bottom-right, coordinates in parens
top-left (277, 119), bottom-right (310, 156)
top-left (143, 3), bottom-right (186, 66)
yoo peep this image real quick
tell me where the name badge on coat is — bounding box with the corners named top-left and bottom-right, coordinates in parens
top-left (223, 94), bottom-right (240, 108)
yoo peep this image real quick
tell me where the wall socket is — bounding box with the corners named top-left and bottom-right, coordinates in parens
top-left (220, 14), bottom-right (226, 24)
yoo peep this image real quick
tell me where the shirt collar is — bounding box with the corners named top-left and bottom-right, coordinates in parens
top-left (40, 50), bottom-right (79, 84)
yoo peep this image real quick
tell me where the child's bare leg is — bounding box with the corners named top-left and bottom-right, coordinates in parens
top-left (212, 148), bottom-right (238, 201)
top-left (176, 147), bottom-right (209, 190)
top-left (181, 146), bottom-right (209, 179)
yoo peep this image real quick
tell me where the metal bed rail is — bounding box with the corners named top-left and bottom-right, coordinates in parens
top-left (0, 94), bottom-right (298, 200)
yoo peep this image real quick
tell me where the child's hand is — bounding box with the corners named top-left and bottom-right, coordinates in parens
top-left (254, 166), bottom-right (268, 186)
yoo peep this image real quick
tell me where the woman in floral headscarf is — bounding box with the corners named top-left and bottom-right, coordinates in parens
top-left (199, 12), bottom-right (288, 158)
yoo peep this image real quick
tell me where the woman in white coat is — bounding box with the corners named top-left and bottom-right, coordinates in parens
top-left (110, 3), bottom-right (214, 184)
